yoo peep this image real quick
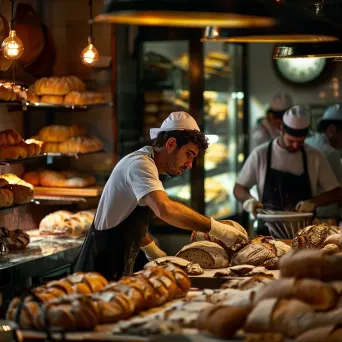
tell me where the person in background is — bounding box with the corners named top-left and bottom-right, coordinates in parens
top-left (250, 92), bottom-right (293, 151)
top-left (306, 104), bottom-right (342, 222)
top-left (75, 112), bottom-right (248, 280)
top-left (234, 105), bottom-right (341, 235)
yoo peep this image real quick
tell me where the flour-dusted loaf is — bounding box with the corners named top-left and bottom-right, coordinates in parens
top-left (176, 241), bottom-right (229, 269)
top-left (279, 249), bottom-right (342, 281)
top-left (39, 210), bottom-right (73, 234)
top-left (231, 243), bottom-right (276, 268)
top-left (292, 223), bottom-right (339, 250)
top-left (58, 136), bottom-right (103, 154)
top-left (252, 236), bottom-right (292, 257)
top-left (144, 256), bottom-right (204, 275)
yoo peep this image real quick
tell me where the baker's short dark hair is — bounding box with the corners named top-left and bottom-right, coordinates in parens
top-left (318, 120), bottom-right (342, 133)
top-left (152, 130), bottom-right (209, 155)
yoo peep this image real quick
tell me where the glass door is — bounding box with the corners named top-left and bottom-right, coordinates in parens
top-left (203, 42), bottom-right (245, 219)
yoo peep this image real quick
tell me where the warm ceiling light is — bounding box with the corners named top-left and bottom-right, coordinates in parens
top-left (202, 22), bottom-right (339, 43)
top-left (94, 0), bottom-right (279, 28)
top-left (273, 42), bottom-right (342, 59)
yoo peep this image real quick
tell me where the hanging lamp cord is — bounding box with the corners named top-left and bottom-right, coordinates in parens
top-left (89, 0), bottom-right (93, 39)
top-left (9, 0), bottom-right (16, 29)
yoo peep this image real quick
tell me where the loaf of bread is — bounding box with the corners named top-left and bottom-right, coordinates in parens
top-left (7, 263), bottom-right (191, 331)
top-left (34, 77), bottom-right (70, 96)
top-left (0, 188), bottom-right (14, 207)
top-left (39, 209), bottom-right (95, 237)
top-left (61, 76), bottom-right (86, 92)
top-left (221, 274), bottom-right (274, 291)
top-left (292, 224), bottom-right (339, 250)
top-left (64, 91), bottom-right (105, 105)
top-left (0, 227), bottom-right (30, 249)
top-left (41, 142), bottom-right (60, 153)
top-left (324, 234), bottom-right (342, 249)
top-left (0, 145), bottom-right (28, 160)
top-left (39, 210), bottom-right (72, 234)
top-left (0, 84), bottom-right (17, 101)
top-left (196, 304), bottom-right (251, 339)
top-left (0, 129), bottom-right (22, 146)
top-left (191, 220), bottom-right (248, 255)
top-left (40, 170), bottom-right (96, 188)
top-left (38, 124), bottom-right (86, 143)
top-left (40, 95), bottom-right (64, 105)
top-left (0, 174), bottom-right (34, 204)
top-left (58, 136), bottom-right (103, 154)
top-left (176, 241), bottom-right (229, 269)
top-left (25, 89), bottom-right (39, 103)
top-left (144, 256), bottom-right (204, 275)
top-left (254, 278), bottom-right (337, 311)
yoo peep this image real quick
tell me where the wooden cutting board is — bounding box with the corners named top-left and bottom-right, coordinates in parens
top-left (34, 186), bottom-right (104, 197)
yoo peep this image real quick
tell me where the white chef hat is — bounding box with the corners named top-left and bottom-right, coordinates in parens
top-left (319, 104), bottom-right (342, 122)
top-left (282, 105), bottom-right (311, 137)
top-left (150, 111), bottom-right (200, 139)
top-left (270, 92), bottom-right (293, 112)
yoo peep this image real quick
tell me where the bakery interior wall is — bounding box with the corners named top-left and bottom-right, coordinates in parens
top-left (0, 0), bottom-right (127, 229)
top-left (248, 43), bottom-right (341, 134)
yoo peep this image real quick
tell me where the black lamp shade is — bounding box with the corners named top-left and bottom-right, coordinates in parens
top-left (202, 20), bottom-right (339, 43)
top-left (274, 42), bottom-right (342, 58)
top-left (95, 0), bottom-right (280, 28)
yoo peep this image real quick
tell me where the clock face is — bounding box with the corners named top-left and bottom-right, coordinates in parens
top-left (274, 58), bottom-right (327, 84)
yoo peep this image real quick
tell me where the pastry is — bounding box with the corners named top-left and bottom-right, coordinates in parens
top-left (0, 129), bottom-right (22, 146)
top-left (38, 125), bottom-right (72, 143)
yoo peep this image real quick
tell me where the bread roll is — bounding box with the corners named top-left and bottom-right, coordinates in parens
top-left (4, 229), bottom-right (30, 249)
top-left (324, 234), bottom-right (342, 249)
top-left (22, 170), bottom-right (41, 186)
top-left (0, 145), bottom-right (27, 160)
top-left (25, 89), bottom-right (39, 103)
top-left (34, 77), bottom-right (70, 95)
top-left (40, 95), bottom-right (64, 105)
top-left (0, 129), bottom-right (22, 146)
top-left (58, 136), bottom-right (103, 154)
top-left (61, 76), bottom-right (86, 92)
top-left (0, 85), bottom-right (16, 101)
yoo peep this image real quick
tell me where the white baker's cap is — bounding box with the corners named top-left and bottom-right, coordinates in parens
top-left (150, 111), bottom-right (200, 139)
top-left (319, 104), bottom-right (342, 122)
top-left (283, 105), bottom-right (311, 130)
top-left (270, 92), bottom-right (293, 111)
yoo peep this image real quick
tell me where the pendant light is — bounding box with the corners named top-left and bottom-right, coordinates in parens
top-left (273, 42), bottom-right (342, 59)
top-left (81, 0), bottom-right (99, 66)
top-left (94, 0), bottom-right (280, 28)
top-left (1, 0), bottom-right (24, 60)
top-left (202, 21), bottom-right (339, 43)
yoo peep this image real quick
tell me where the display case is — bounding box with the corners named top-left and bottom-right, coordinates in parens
top-left (138, 28), bottom-right (248, 219)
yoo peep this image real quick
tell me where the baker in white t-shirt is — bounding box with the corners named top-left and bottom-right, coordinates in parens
top-left (234, 105), bottom-right (341, 235)
top-left (75, 111), bottom-right (248, 280)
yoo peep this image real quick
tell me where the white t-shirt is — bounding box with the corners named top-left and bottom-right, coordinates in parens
top-left (236, 139), bottom-right (339, 200)
top-left (94, 146), bottom-right (165, 230)
top-left (250, 119), bottom-right (280, 152)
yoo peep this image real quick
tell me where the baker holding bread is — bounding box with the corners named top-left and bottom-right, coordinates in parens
top-left (75, 112), bottom-right (248, 280)
top-left (234, 105), bottom-right (341, 235)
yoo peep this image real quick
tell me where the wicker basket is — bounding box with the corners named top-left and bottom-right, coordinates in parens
top-left (257, 211), bottom-right (314, 239)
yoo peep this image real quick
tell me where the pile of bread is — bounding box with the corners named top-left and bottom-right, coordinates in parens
top-left (39, 209), bottom-right (96, 237)
top-left (31, 76), bottom-right (105, 106)
top-left (0, 174), bottom-right (34, 208)
top-left (0, 129), bottom-right (43, 160)
top-left (7, 263), bottom-right (191, 331)
top-left (0, 81), bottom-right (39, 103)
top-left (174, 221), bottom-right (291, 270)
top-left (23, 169), bottom-right (96, 188)
top-left (0, 227), bottom-right (30, 253)
top-left (33, 124), bottom-right (103, 154)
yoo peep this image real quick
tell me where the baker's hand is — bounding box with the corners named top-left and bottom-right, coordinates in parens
top-left (141, 241), bottom-right (167, 261)
top-left (209, 218), bottom-right (249, 247)
top-left (296, 200), bottom-right (316, 212)
top-left (243, 198), bottom-right (264, 218)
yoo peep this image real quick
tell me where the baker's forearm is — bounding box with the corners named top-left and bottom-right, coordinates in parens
top-left (158, 200), bottom-right (211, 233)
top-left (233, 183), bottom-right (254, 203)
top-left (312, 187), bottom-right (342, 207)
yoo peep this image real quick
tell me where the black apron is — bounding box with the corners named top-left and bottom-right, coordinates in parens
top-left (258, 140), bottom-right (312, 235)
top-left (74, 205), bottom-right (151, 280)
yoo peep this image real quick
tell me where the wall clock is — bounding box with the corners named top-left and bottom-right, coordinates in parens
top-left (273, 56), bottom-right (334, 86)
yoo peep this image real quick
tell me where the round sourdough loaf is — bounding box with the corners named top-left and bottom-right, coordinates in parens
top-left (176, 241), bottom-right (229, 269)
